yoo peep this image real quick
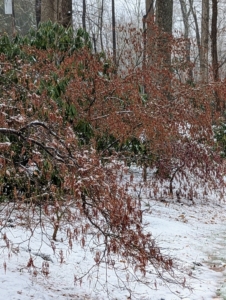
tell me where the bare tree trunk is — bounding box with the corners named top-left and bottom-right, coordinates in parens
top-left (211, 0), bottom-right (221, 111)
top-left (58, 0), bottom-right (72, 27)
top-left (200, 0), bottom-right (209, 82)
top-left (112, 0), bottom-right (116, 66)
top-left (179, 0), bottom-right (189, 37)
top-left (156, 0), bottom-right (173, 34)
top-left (35, 0), bottom-right (41, 27)
top-left (145, 0), bottom-right (154, 31)
top-left (155, 0), bottom-right (173, 100)
top-left (156, 0), bottom-right (173, 67)
top-left (41, 0), bottom-right (72, 27)
top-left (41, 0), bottom-right (54, 23)
top-left (142, 0), bottom-right (155, 98)
top-left (143, 0), bottom-right (155, 65)
top-left (11, 0), bottom-right (16, 35)
top-left (188, 0), bottom-right (201, 65)
top-left (179, 0), bottom-right (193, 82)
top-left (82, 0), bottom-right (86, 31)
top-left (99, 0), bottom-right (104, 52)
top-left (211, 0), bottom-right (218, 82)
top-left (93, 33), bottom-right (97, 53)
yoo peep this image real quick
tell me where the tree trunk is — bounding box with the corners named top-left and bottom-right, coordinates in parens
top-left (57, 0), bottom-right (72, 27)
top-left (41, 0), bottom-right (54, 23)
top-left (179, 0), bottom-right (193, 83)
top-left (142, 0), bottom-right (155, 98)
top-left (155, 0), bottom-right (173, 100)
top-left (82, 0), bottom-right (86, 31)
top-left (156, 0), bottom-right (173, 67)
top-left (99, 0), bottom-right (104, 52)
top-left (200, 0), bottom-right (209, 82)
top-left (211, 0), bottom-right (218, 82)
top-left (156, 0), bottom-right (173, 34)
top-left (145, 0), bottom-right (154, 35)
top-left (188, 0), bottom-right (201, 63)
top-left (41, 0), bottom-right (72, 27)
top-left (112, 0), bottom-right (117, 66)
top-left (12, 0), bottom-right (16, 36)
top-left (211, 0), bottom-right (221, 112)
top-left (143, 0), bottom-right (155, 65)
top-left (35, 0), bottom-right (41, 27)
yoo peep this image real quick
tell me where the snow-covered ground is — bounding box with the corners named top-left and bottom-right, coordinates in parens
top-left (1, 167), bottom-right (226, 300)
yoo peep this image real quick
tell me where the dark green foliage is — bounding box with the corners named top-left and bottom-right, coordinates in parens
top-left (74, 120), bottom-right (94, 145)
top-left (38, 74), bottom-right (70, 102)
top-left (51, 169), bottom-right (63, 188)
top-left (122, 137), bottom-right (146, 155)
top-left (0, 34), bottom-right (23, 59)
top-left (1, 173), bottom-right (38, 202)
top-left (0, 21), bottom-right (92, 61)
top-left (74, 28), bottom-right (92, 51)
top-left (26, 21), bottom-right (92, 52)
top-left (96, 134), bottom-right (155, 167)
top-left (120, 137), bottom-right (156, 167)
top-left (96, 134), bottom-right (119, 153)
top-left (214, 123), bottom-right (226, 157)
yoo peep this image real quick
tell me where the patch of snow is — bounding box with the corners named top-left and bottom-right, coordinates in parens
top-left (0, 166), bottom-right (226, 299)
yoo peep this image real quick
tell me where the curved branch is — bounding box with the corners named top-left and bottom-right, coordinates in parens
top-left (0, 126), bottom-right (78, 166)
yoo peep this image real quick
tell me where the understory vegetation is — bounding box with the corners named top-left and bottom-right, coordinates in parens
top-left (0, 22), bottom-right (226, 293)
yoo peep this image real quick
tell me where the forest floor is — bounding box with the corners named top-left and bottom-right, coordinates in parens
top-left (1, 167), bottom-right (226, 300)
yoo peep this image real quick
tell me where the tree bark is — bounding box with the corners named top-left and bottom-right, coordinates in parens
top-left (99, 0), bottom-right (104, 52)
top-left (41, 0), bottom-right (72, 27)
top-left (58, 0), bottom-right (72, 27)
top-left (82, 0), bottom-right (86, 31)
top-left (179, 0), bottom-right (193, 83)
top-left (211, 0), bottom-right (221, 112)
top-left (145, 0), bottom-right (154, 31)
top-left (35, 0), bottom-right (41, 27)
top-left (112, 0), bottom-right (117, 66)
top-left (211, 0), bottom-right (218, 82)
top-left (11, 0), bottom-right (16, 36)
top-left (143, 0), bottom-right (155, 65)
top-left (188, 0), bottom-right (201, 62)
top-left (156, 0), bottom-right (173, 34)
top-left (41, 0), bottom-right (54, 23)
top-left (156, 0), bottom-right (173, 67)
top-left (155, 0), bottom-right (173, 99)
top-left (200, 0), bottom-right (209, 82)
